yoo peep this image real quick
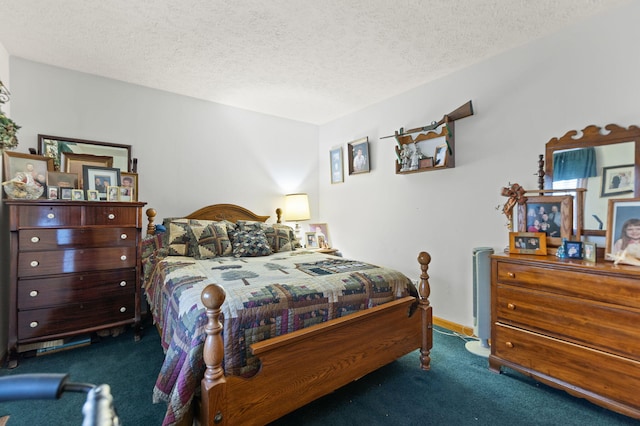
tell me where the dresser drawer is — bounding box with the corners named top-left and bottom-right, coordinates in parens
top-left (493, 324), bottom-right (640, 411)
top-left (13, 204), bottom-right (82, 228)
top-left (495, 261), bottom-right (640, 310)
top-left (18, 247), bottom-right (137, 277)
top-left (496, 284), bottom-right (640, 359)
top-left (18, 270), bottom-right (136, 310)
top-left (19, 227), bottom-right (137, 251)
top-left (18, 296), bottom-right (136, 340)
top-left (85, 206), bottom-right (139, 226)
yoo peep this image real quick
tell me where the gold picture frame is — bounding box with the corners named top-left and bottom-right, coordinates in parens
top-left (120, 172), bottom-right (138, 202)
top-left (64, 153), bottom-right (113, 189)
top-left (509, 232), bottom-right (547, 255)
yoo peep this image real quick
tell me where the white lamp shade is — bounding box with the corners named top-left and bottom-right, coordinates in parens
top-left (284, 193), bottom-right (310, 221)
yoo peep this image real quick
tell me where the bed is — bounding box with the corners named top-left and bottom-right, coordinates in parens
top-left (142, 203), bottom-right (433, 426)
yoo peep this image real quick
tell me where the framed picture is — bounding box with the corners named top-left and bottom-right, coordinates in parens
top-left (601, 164), bottom-right (634, 197)
top-left (60, 187), bottom-right (72, 200)
top-left (82, 165), bottom-right (121, 200)
top-left (518, 195), bottom-right (573, 246)
top-left (564, 240), bottom-right (583, 259)
top-left (434, 144), bottom-right (449, 167)
top-left (38, 134), bottom-right (131, 173)
top-left (509, 232), bottom-right (547, 255)
top-left (305, 232), bottom-right (318, 248)
top-left (120, 172), bottom-right (138, 201)
top-left (309, 223), bottom-right (331, 248)
top-left (583, 241), bottom-right (597, 262)
top-left (47, 186), bottom-right (59, 199)
top-left (47, 171), bottom-right (78, 189)
top-left (71, 189), bottom-right (85, 200)
top-left (86, 190), bottom-right (99, 201)
top-left (605, 197), bottom-right (640, 261)
top-left (107, 186), bottom-right (120, 201)
top-left (330, 146), bottom-right (344, 184)
top-left (64, 152), bottom-right (114, 189)
top-left (3, 151), bottom-right (53, 186)
top-left (348, 137), bottom-right (370, 175)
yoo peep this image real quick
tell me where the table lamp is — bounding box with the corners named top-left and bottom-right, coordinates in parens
top-left (284, 193), bottom-right (310, 242)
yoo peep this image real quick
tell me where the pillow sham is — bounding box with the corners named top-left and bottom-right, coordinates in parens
top-left (166, 218), bottom-right (220, 256)
top-left (230, 229), bottom-right (273, 257)
top-left (189, 221), bottom-right (232, 259)
top-left (237, 221), bottom-right (297, 252)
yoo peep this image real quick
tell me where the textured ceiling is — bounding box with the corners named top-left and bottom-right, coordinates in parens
top-left (0, 0), bottom-right (629, 124)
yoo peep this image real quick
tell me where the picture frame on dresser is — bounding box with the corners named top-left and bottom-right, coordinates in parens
top-left (60, 187), bottom-right (72, 200)
top-left (120, 172), bottom-right (137, 201)
top-left (605, 197), bottom-right (640, 261)
top-left (517, 194), bottom-right (573, 247)
top-left (306, 232), bottom-right (318, 248)
top-left (2, 151), bottom-right (53, 190)
top-left (509, 231), bottom-right (547, 255)
top-left (47, 171), bottom-right (78, 189)
top-left (83, 165), bottom-right (121, 200)
top-left (309, 223), bottom-right (331, 247)
top-left (583, 241), bottom-right (597, 262)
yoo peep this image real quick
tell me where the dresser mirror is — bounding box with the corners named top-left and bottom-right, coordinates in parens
top-left (545, 124), bottom-right (640, 236)
top-left (38, 134), bottom-right (132, 173)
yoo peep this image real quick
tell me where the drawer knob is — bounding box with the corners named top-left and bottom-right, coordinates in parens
top-left (30, 236), bottom-right (40, 243)
top-left (30, 321), bottom-right (39, 328)
top-left (507, 303), bottom-right (516, 310)
top-left (108, 213), bottom-right (116, 220)
top-left (30, 260), bottom-right (39, 268)
top-left (120, 255), bottom-right (127, 261)
top-left (120, 307), bottom-right (126, 313)
top-left (120, 233), bottom-right (128, 240)
top-left (47, 213), bottom-right (55, 219)
top-left (120, 281), bottom-right (127, 287)
top-left (505, 341), bottom-right (514, 348)
top-left (29, 290), bottom-right (39, 297)
top-left (507, 272), bottom-right (515, 278)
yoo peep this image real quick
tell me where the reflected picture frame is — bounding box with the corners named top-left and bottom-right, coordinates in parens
top-left (38, 134), bottom-right (131, 173)
top-left (82, 165), bottom-right (121, 200)
top-left (601, 164), bottom-right (634, 197)
top-left (509, 232), bottom-right (547, 255)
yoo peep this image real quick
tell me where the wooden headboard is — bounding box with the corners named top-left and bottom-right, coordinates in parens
top-left (146, 204), bottom-right (281, 235)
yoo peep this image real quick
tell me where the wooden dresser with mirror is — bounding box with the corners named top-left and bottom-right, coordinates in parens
top-left (491, 124), bottom-right (640, 419)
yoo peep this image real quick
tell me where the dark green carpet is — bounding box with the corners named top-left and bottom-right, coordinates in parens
top-left (1, 324), bottom-right (637, 425)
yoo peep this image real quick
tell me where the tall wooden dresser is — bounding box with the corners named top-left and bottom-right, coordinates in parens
top-left (5, 200), bottom-right (146, 367)
top-left (490, 253), bottom-right (640, 419)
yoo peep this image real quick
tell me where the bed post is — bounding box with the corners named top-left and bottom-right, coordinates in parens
top-left (417, 251), bottom-right (432, 371)
top-left (146, 208), bottom-right (157, 235)
top-left (200, 284), bottom-right (227, 426)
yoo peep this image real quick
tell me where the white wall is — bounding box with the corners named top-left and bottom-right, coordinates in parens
top-left (318, 2), bottom-right (640, 327)
top-left (9, 59), bottom-right (319, 220)
top-left (0, 41), bottom-right (9, 361)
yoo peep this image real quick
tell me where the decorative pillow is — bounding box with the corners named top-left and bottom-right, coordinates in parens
top-left (141, 233), bottom-right (166, 261)
top-left (189, 222), bottom-right (232, 259)
top-left (165, 218), bottom-right (218, 256)
top-left (236, 220), bottom-right (268, 232)
top-left (264, 224), bottom-right (295, 252)
top-left (230, 229), bottom-right (273, 257)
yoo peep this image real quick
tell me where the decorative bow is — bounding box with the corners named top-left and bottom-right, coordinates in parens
top-left (499, 183), bottom-right (527, 227)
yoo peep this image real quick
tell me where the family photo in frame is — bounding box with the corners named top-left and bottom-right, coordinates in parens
top-left (518, 195), bottom-right (573, 246)
top-left (348, 137), bottom-right (370, 175)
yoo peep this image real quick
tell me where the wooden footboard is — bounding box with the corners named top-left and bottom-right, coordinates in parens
top-left (199, 251), bottom-right (432, 426)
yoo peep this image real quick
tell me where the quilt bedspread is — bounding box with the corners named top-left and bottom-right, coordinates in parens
top-left (143, 250), bottom-right (414, 425)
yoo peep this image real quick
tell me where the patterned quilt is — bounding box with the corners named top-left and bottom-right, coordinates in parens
top-left (143, 250), bottom-right (414, 426)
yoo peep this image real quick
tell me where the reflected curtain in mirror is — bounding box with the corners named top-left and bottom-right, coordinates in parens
top-left (552, 147), bottom-right (597, 181)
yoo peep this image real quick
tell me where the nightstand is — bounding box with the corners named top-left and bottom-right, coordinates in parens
top-left (313, 247), bottom-right (341, 256)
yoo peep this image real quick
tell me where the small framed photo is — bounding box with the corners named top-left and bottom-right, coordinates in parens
top-left (309, 223), bottom-right (331, 248)
top-left (583, 241), bottom-right (597, 262)
top-left (605, 198), bottom-right (640, 261)
top-left (71, 189), bottom-right (85, 200)
top-left (47, 186), bottom-right (59, 199)
top-left (60, 187), bottom-right (72, 200)
top-left (564, 240), bottom-right (583, 259)
top-left (330, 146), bottom-right (344, 184)
top-left (518, 195), bottom-right (573, 247)
top-left (47, 171), bottom-right (78, 189)
top-left (86, 189), bottom-right (99, 201)
top-left (348, 137), bottom-right (370, 175)
top-left (82, 165), bottom-right (121, 200)
top-left (434, 144), bottom-right (449, 168)
top-left (305, 232), bottom-right (318, 248)
top-left (107, 186), bottom-right (120, 201)
top-left (509, 232), bottom-right (547, 255)
top-left (601, 164), bottom-right (634, 197)
top-left (120, 172), bottom-right (137, 201)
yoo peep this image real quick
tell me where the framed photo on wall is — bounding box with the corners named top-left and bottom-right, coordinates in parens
top-left (330, 146), bottom-right (344, 184)
top-left (605, 197), bottom-right (640, 261)
top-left (348, 137), bottom-right (370, 175)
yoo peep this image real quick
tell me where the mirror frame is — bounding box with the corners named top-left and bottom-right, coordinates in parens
top-left (545, 124), bottom-right (640, 236)
top-left (38, 134), bottom-right (132, 173)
